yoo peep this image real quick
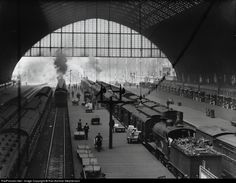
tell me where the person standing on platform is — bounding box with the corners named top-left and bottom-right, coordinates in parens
top-left (76, 92), bottom-right (80, 101)
top-left (111, 117), bottom-right (115, 133)
top-left (77, 119), bottom-right (83, 131)
top-left (83, 123), bottom-right (90, 140)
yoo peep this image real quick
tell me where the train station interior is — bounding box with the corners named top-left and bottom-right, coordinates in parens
top-left (0, 0), bottom-right (236, 180)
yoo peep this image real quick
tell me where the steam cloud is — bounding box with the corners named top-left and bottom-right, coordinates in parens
top-left (54, 50), bottom-right (68, 75)
top-left (85, 56), bottom-right (102, 74)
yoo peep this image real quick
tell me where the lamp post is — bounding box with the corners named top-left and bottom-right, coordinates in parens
top-left (139, 59), bottom-right (142, 96)
top-left (97, 84), bottom-right (132, 149)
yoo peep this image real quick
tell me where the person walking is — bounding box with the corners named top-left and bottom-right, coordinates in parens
top-left (83, 123), bottom-right (90, 140)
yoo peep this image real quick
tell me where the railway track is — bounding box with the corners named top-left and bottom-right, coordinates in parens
top-left (0, 85), bottom-right (44, 129)
top-left (44, 107), bottom-right (74, 179)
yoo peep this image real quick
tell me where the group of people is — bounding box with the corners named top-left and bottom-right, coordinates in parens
top-left (77, 119), bottom-right (89, 140)
top-left (75, 86), bottom-right (103, 149)
top-left (77, 119), bottom-right (103, 145)
top-left (157, 84), bottom-right (236, 110)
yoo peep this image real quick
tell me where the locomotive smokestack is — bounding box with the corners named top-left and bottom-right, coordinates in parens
top-left (54, 49), bottom-right (68, 76)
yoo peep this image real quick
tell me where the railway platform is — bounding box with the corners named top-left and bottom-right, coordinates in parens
top-left (126, 86), bottom-right (236, 132)
top-left (67, 88), bottom-right (175, 179)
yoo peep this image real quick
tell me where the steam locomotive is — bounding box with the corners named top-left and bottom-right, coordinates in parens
top-left (54, 77), bottom-right (68, 107)
top-left (80, 79), bottom-right (236, 178)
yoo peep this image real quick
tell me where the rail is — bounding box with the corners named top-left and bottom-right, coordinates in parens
top-left (63, 108), bottom-right (66, 177)
top-left (44, 107), bottom-right (68, 179)
top-left (44, 108), bottom-right (58, 178)
top-left (44, 108), bottom-right (66, 178)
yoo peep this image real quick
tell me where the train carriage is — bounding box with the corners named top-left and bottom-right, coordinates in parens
top-left (120, 103), bottom-right (163, 143)
top-left (54, 88), bottom-right (67, 107)
top-left (123, 92), bottom-right (137, 99)
top-left (136, 105), bottom-right (160, 117)
top-left (54, 77), bottom-right (67, 107)
top-left (119, 104), bottom-right (134, 128)
top-left (113, 103), bottom-right (123, 121)
top-left (213, 134), bottom-right (236, 178)
top-left (80, 79), bottom-right (236, 179)
top-left (55, 78), bottom-right (68, 108)
top-left (196, 125), bottom-right (234, 144)
top-left (152, 105), bottom-right (169, 114)
top-left (131, 112), bottom-right (148, 141)
top-left (113, 99), bottom-right (133, 122)
top-left (35, 86), bottom-right (52, 98)
top-left (142, 100), bottom-right (159, 108)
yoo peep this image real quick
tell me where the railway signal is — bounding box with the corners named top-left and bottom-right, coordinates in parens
top-left (97, 84), bottom-right (133, 149)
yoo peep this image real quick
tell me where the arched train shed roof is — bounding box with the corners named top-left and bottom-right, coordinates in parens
top-left (0, 0), bottom-right (235, 83)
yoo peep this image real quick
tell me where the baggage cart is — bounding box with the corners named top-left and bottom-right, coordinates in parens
top-left (114, 123), bottom-right (125, 132)
top-left (91, 117), bottom-right (100, 125)
top-left (126, 125), bottom-right (141, 143)
top-left (74, 131), bottom-right (85, 140)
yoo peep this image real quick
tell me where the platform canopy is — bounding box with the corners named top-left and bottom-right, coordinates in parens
top-left (0, 0), bottom-right (235, 84)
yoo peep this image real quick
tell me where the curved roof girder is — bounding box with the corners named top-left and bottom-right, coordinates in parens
top-left (0, 0), bottom-right (235, 85)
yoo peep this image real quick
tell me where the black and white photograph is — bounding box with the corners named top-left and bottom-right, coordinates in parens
top-left (0, 0), bottom-right (236, 180)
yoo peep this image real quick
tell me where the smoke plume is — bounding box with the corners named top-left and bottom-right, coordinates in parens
top-left (86, 56), bottom-right (102, 74)
top-left (54, 50), bottom-right (68, 75)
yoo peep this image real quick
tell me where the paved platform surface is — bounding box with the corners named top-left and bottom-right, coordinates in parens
top-left (67, 87), bottom-right (175, 179)
top-left (126, 86), bottom-right (236, 132)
